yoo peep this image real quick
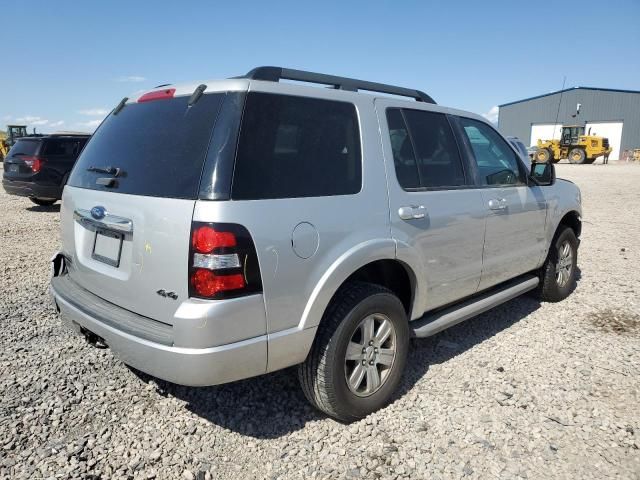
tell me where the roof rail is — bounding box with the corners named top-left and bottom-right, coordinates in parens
top-left (243, 66), bottom-right (436, 104)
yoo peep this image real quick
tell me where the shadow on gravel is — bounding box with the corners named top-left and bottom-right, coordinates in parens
top-left (26, 204), bottom-right (60, 213)
top-left (131, 367), bottom-right (323, 439)
top-left (132, 293), bottom-right (544, 438)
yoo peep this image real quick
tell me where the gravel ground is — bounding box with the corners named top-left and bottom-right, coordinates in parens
top-left (1, 163), bottom-right (639, 479)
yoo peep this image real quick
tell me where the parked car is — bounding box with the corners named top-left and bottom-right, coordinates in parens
top-left (49, 67), bottom-right (581, 421)
top-left (2, 134), bottom-right (90, 206)
top-left (507, 136), bottom-right (531, 168)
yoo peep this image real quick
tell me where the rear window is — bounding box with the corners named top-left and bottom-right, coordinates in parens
top-left (8, 139), bottom-right (40, 157)
top-left (68, 93), bottom-right (224, 199)
top-left (231, 92), bottom-right (361, 200)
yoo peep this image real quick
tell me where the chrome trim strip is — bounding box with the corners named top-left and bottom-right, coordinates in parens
top-left (73, 208), bottom-right (133, 234)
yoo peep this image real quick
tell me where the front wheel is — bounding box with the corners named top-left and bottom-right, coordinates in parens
top-left (536, 226), bottom-right (578, 302)
top-left (568, 148), bottom-right (586, 164)
top-left (30, 197), bottom-right (57, 206)
top-left (298, 282), bottom-right (409, 422)
top-left (536, 148), bottom-right (552, 163)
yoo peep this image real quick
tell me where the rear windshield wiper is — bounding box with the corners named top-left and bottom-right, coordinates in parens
top-left (87, 166), bottom-right (122, 176)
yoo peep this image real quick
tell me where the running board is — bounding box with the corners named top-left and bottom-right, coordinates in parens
top-left (410, 275), bottom-right (539, 338)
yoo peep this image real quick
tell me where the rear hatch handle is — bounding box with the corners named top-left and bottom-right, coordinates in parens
top-left (73, 208), bottom-right (133, 234)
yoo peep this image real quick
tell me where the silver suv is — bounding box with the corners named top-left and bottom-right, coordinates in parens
top-left (50, 67), bottom-right (581, 421)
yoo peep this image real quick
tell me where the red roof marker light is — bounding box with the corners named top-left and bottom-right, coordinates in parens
top-left (138, 88), bottom-right (176, 103)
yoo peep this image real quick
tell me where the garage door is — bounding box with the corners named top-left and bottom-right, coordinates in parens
top-left (530, 124), bottom-right (562, 147)
top-left (585, 122), bottom-right (623, 160)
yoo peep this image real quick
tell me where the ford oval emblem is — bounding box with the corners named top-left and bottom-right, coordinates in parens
top-left (90, 206), bottom-right (106, 220)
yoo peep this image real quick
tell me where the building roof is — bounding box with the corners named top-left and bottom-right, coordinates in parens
top-left (499, 86), bottom-right (640, 108)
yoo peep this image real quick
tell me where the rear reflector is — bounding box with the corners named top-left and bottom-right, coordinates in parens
top-left (138, 88), bottom-right (176, 103)
top-left (191, 269), bottom-right (245, 297)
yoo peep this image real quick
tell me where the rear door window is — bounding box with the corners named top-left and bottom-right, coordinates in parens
top-left (68, 93), bottom-right (224, 199)
top-left (231, 92), bottom-right (362, 200)
top-left (386, 108), bottom-right (466, 189)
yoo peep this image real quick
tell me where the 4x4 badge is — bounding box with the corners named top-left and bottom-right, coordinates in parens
top-left (156, 289), bottom-right (178, 300)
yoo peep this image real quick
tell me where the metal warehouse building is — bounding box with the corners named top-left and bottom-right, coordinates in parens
top-left (498, 87), bottom-right (640, 160)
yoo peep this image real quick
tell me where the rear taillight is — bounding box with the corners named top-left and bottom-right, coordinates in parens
top-left (22, 156), bottom-right (44, 173)
top-left (188, 222), bottom-right (262, 300)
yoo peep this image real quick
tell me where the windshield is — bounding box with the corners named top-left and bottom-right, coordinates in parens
top-left (68, 93), bottom-right (224, 199)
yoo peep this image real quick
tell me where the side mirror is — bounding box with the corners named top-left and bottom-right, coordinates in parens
top-left (530, 161), bottom-right (555, 186)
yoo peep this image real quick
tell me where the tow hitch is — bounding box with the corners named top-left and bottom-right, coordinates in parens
top-left (80, 327), bottom-right (108, 349)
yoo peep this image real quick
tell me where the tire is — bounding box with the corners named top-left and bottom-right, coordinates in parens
top-left (298, 282), bottom-right (409, 422)
top-left (568, 148), bottom-right (586, 164)
top-left (536, 148), bottom-right (552, 163)
top-left (535, 226), bottom-right (578, 302)
top-left (30, 197), bottom-right (57, 206)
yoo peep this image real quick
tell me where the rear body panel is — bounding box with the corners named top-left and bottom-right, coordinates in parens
top-left (61, 186), bottom-right (195, 325)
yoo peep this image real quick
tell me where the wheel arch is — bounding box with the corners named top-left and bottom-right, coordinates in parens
top-left (558, 210), bottom-right (582, 239)
top-left (297, 240), bottom-right (418, 331)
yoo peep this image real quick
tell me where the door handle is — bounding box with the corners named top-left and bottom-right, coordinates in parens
top-left (398, 205), bottom-right (426, 220)
top-left (488, 198), bottom-right (507, 211)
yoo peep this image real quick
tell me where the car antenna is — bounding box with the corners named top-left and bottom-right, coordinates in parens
top-left (112, 97), bottom-right (129, 115)
top-left (188, 84), bottom-right (207, 107)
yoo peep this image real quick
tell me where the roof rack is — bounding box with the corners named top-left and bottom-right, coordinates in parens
top-left (243, 66), bottom-right (436, 104)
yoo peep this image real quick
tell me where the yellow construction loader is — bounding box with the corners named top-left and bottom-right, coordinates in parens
top-left (535, 125), bottom-right (612, 164)
top-left (0, 131), bottom-right (7, 161)
top-left (0, 125), bottom-right (28, 161)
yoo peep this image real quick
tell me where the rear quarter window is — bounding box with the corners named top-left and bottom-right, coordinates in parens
top-left (43, 139), bottom-right (83, 156)
top-left (231, 92), bottom-right (362, 200)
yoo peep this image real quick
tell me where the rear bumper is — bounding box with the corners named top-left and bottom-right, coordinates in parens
top-left (49, 274), bottom-right (268, 386)
top-left (2, 178), bottom-right (61, 199)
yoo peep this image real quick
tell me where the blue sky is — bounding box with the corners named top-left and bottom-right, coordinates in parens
top-left (2, 0), bottom-right (638, 133)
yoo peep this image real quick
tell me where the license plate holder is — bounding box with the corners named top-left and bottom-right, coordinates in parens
top-left (8, 164), bottom-right (19, 172)
top-left (92, 228), bottom-right (123, 267)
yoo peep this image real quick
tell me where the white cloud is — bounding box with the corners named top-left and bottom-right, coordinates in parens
top-left (49, 120), bottom-right (65, 127)
top-left (482, 106), bottom-right (499, 124)
top-left (116, 75), bottom-right (146, 82)
top-left (78, 108), bottom-right (109, 116)
top-left (76, 119), bottom-right (103, 131)
top-left (17, 115), bottom-right (45, 124)
top-left (2, 115), bottom-right (11, 121)
top-left (16, 115), bottom-right (52, 126)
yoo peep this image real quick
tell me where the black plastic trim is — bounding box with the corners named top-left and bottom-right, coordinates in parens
top-left (243, 66), bottom-right (436, 104)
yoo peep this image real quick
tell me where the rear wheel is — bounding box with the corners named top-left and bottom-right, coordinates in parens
top-left (536, 148), bottom-right (552, 163)
top-left (30, 197), bottom-right (57, 206)
top-left (568, 148), bottom-right (586, 164)
top-left (298, 282), bottom-right (409, 422)
top-left (535, 226), bottom-right (578, 302)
